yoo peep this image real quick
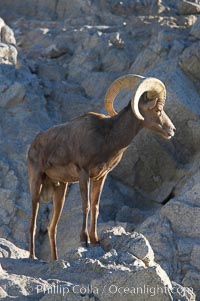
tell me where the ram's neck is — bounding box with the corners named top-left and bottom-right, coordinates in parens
top-left (108, 101), bottom-right (143, 152)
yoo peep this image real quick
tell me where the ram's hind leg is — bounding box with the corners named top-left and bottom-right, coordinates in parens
top-left (48, 182), bottom-right (67, 261)
top-left (28, 168), bottom-right (43, 259)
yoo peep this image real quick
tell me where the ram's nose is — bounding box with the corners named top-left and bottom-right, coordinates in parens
top-left (167, 126), bottom-right (176, 138)
top-left (172, 125), bottom-right (176, 135)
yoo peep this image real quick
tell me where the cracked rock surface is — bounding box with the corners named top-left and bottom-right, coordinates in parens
top-left (0, 1), bottom-right (199, 300)
top-left (0, 229), bottom-right (195, 301)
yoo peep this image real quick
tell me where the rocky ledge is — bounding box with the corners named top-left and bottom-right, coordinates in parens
top-left (0, 227), bottom-right (196, 301)
top-left (0, 1), bottom-right (200, 300)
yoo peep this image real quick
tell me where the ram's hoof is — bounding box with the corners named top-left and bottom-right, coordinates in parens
top-left (90, 237), bottom-right (100, 246)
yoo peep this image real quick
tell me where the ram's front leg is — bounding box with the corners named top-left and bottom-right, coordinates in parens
top-left (89, 175), bottom-right (107, 245)
top-left (79, 169), bottom-right (90, 246)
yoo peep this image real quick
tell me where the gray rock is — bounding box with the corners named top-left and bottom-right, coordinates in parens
top-left (100, 227), bottom-right (155, 266)
top-left (0, 82), bottom-right (25, 108)
top-left (0, 17), bottom-right (16, 45)
top-left (81, 72), bottom-right (114, 100)
top-left (182, 270), bottom-right (200, 299)
top-left (0, 18), bottom-right (17, 64)
top-left (101, 48), bottom-right (129, 72)
top-left (91, 266), bottom-right (172, 301)
top-left (161, 200), bottom-right (200, 239)
top-left (1, 25), bottom-right (16, 45)
top-left (0, 238), bottom-right (29, 258)
top-left (0, 17), bottom-right (5, 30)
top-left (180, 41), bottom-right (200, 81)
top-left (0, 286), bottom-right (7, 299)
top-left (190, 16), bottom-right (200, 40)
top-left (172, 282), bottom-right (196, 301)
top-left (0, 234), bottom-right (195, 301)
top-left (137, 170), bottom-right (200, 298)
top-left (38, 63), bottom-right (66, 82)
top-left (177, 0), bottom-right (200, 15)
top-left (116, 205), bottom-right (146, 225)
top-left (190, 245), bottom-right (200, 271)
top-left (0, 43), bottom-right (17, 64)
top-left (0, 1), bottom-right (199, 298)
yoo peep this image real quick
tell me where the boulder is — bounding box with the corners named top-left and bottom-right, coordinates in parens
top-left (191, 245), bottom-right (200, 271)
top-left (190, 16), bottom-right (200, 40)
top-left (0, 231), bottom-right (195, 301)
top-left (0, 18), bottom-right (17, 64)
top-left (179, 41), bottom-right (200, 81)
top-left (0, 238), bottom-right (29, 258)
top-left (0, 17), bottom-right (16, 45)
top-left (177, 0), bottom-right (200, 15)
top-left (1, 24), bottom-right (16, 45)
top-left (136, 170), bottom-right (200, 298)
top-left (100, 227), bottom-right (155, 266)
top-left (0, 81), bottom-right (25, 108)
top-left (0, 43), bottom-right (17, 65)
top-left (182, 271), bottom-right (200, 299)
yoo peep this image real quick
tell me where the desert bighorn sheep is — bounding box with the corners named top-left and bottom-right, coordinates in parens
top-left (27, 74), bottom-right (175, 260)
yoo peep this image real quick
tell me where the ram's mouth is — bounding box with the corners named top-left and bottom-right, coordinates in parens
top-left (166, 135), bottom-right (172, 140)
top-left (163, 130), bottom-right (175, 140)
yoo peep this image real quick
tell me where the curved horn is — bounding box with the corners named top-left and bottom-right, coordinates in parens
top-left (131, 77), bottom-right (166, 121)
top-left (104, 74), bottom-right (145, 116)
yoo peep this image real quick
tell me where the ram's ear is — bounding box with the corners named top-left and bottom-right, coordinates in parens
top-left (146, 98), bottom-right (158, 110)
top-left (139, 93), bottom-right (158, 111)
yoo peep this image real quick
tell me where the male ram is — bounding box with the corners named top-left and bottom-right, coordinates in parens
top-left (27, 74), bottom-right (176, 260)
